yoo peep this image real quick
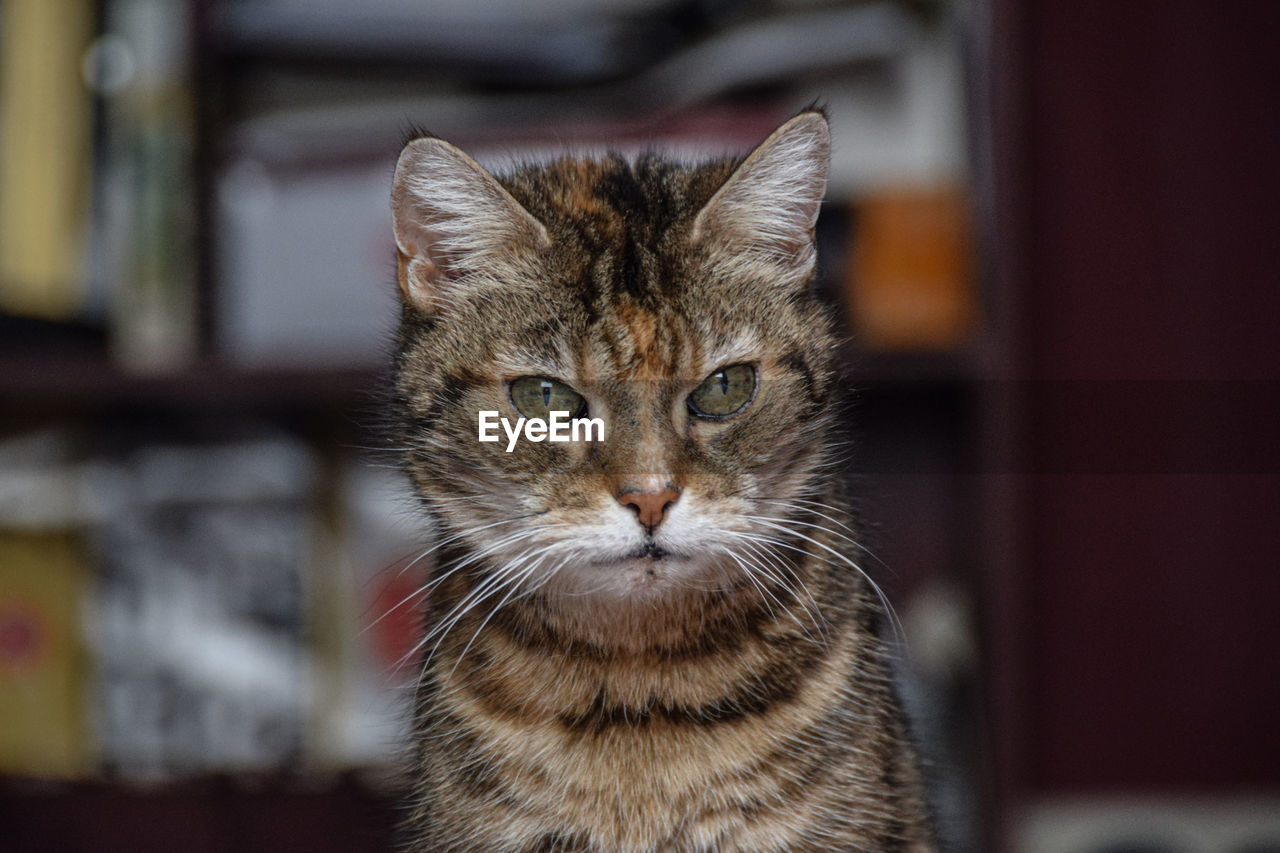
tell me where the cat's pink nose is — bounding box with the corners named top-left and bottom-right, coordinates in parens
top-left (618, 486), bottom-right (680, 533)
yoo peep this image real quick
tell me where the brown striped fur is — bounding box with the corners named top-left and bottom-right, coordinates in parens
top-left (389, 111), bottom-right (935, 851)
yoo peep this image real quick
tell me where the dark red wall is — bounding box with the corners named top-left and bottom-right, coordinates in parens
top-left (996, 0), bottom-right (1280, 794)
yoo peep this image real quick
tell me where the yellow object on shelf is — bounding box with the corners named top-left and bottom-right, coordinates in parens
top-left (0, 532), bottom-right (92, 779)
top-left (0, 0), bottom-right (95, 319)
top-left (847, 184), bottom-right (978, 351)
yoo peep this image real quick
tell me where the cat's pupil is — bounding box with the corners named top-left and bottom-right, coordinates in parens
top-left (719, 372), bottom-right (729, 395)
top-left (541, 380), bottom-right (552, 407)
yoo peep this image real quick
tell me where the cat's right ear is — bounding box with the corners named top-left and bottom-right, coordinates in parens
top-left (391, 137), bottom-right (549, 314)
top-left (690, 110), bottom-right (830, 281)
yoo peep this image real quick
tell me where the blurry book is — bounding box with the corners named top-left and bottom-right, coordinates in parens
top-left (847, 184), bottom-right (977, 351)
top-left (0, 532), bottom-right (93, 779)
top-left (0, 0), bottom-right (96, 320)
top-left (87, 436), bottom-right (318, 779)
top-left (309, 462), bottom-right (427, 770)
top-left (91, 0), bottom-right (198, 371)
top-left (216, 157), bottom-right (399, 368)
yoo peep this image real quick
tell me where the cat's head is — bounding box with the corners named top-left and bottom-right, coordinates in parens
top-left (391, 111), bottom-right (837, 605)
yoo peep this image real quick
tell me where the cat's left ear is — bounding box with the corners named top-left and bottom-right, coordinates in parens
top-left (691, 110), bottom-right (830, 277)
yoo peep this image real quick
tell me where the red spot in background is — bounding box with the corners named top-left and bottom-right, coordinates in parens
top-left (0, 602), bottom-right (47, 672)
top-left (367, 561), bottom-right (428, 679)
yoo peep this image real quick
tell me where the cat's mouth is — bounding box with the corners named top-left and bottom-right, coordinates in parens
top-left (562, 535), bottom-right (732, 597)
top-left (631, 541), bottom-right (670, 560)
top-left (589, 540), bottom-right (672, 566)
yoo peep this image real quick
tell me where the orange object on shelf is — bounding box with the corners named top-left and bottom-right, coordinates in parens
top-left (847, 184), bottom-right (978, 351)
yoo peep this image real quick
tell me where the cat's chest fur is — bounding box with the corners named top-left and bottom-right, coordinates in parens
top-left (411, 564), bottom-right (920, 852)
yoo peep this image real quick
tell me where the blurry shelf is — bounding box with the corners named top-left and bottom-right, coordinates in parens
top-left (0, 347), bottom-right (385, 416)
top-left (0, 772), bottom-right (399, 853)
top-left (839, 341), bottom-right (982, 386)
top-left (219, 3), bottom-right (921, 166)
top-left (216, 2), bottom-right (680, 84)
top-left (215, 2), bottom-right (915, 89)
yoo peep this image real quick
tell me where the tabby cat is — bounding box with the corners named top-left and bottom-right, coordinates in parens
top-left (388, 110), bottom-right (935, 852)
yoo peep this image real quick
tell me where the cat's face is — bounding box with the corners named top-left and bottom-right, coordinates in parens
top-left (392, 113), bottom-right (835, 602)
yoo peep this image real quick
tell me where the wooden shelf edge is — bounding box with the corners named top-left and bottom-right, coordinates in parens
top-left (0, 348), bottom-right (388, 414)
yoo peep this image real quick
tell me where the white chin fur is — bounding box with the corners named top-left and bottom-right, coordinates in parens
top-left (547, 551), bottom-right (731, 602)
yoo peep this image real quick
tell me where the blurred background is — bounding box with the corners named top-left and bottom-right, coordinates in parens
top-left (0, 0), bottom-right (1277, 851)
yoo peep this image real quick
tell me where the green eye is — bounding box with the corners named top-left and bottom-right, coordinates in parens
top-left (688, 364), bottom-right (756, 419)
top-left (509, 376), bottom-right (586, 420)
